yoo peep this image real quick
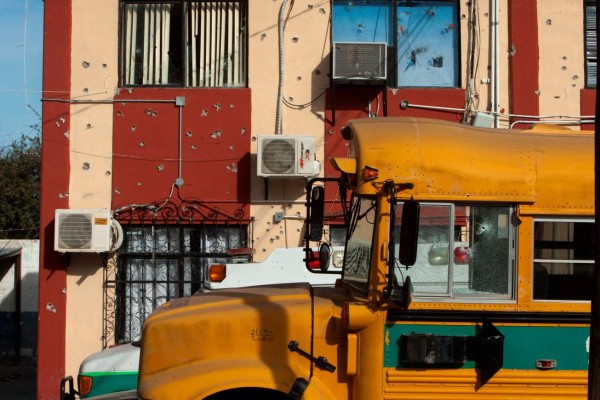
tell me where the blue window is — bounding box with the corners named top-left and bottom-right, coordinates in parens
top-left (332, 1), bottom-right (392, 44)
top-left (332, 0), bottom-right (460, 88)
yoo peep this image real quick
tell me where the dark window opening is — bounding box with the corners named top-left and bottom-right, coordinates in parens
top-left (121, 0), bottom-right (248, 87)
top-left (533, 220), bottom-right (595, 301)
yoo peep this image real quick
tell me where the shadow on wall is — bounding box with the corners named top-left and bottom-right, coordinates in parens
top-left (310, 56), bottom-right (330, 122)
top-left (0, 272), bottom-right (39, 365)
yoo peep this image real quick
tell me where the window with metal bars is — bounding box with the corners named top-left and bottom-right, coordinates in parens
top-left (120, 0), bottom-right (248, 87)
top-left (114, 224), bottom-right (247, 342)
top-left (585, 1), bottom-right (597, 88)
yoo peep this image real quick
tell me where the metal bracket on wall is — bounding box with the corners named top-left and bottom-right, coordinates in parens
top-left (176, 96), bottom-right (186, 186)
top-left (331, 80), bottom-right (388, 126)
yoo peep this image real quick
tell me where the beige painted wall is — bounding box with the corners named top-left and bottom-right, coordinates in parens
top-left (538, 0), bottom-right (586, 124)
top-left (248, 0), bottom-right (331, 259)
top-left (65, 0), bottom-right (118, 380)
top-left (456, 0), bottom-right (510, 128)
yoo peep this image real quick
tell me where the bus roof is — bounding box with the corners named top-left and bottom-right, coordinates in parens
top-left (331, 117), bottom-right (593, 215)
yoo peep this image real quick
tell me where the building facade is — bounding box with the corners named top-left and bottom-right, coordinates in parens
top-left (38, 1), bottom-right (596, 398)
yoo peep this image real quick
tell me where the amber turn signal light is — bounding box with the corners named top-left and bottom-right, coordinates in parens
top-left (208, 264), bottom-right (226, 282)
top-left (78, 375), bottom-right (93, 396)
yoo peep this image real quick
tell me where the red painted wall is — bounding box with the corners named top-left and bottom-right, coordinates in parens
top-left (581, 89), bottom-right (596, 131)
top-left (38, 0), bottom-right (71, 398)
top-left (508, 1), bottom-right (540, 126)
top-left (112, 88), bottom-right (251, 220)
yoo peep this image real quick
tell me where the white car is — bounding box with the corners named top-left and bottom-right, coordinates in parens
top-left (203, 246), bottom-right (343, 290)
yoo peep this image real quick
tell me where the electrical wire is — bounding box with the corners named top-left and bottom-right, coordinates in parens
top-left (282, 91), bottom-right (326, 110)
top-left (113, 182), bottom-right (177, 216)
top-left (275, 0), bottom-right (291, 135)
top-left (463, 0), bottom-right (481, 123)
top-left (0, 228), bottom-right (38, 233)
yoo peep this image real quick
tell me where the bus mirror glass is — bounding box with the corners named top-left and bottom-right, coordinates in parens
top-left (319, 242), bottom-right (331, 272)
top-left (399, 200), bottom-right (419, 267)
top-left (309, 186), bottom-right (325, 241)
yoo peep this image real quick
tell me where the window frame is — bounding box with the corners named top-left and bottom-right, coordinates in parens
top-left (532, 217), bottom-right (595, 302)
top-left (331, 0), bottom-right (461, 88)
top-left (402, 202), bottom-right (516, 303)
top-left (585, 1), bottom-right (597, 89)
top-left (342, 196), bottom-right (377, 296)
top-left (119, 0), bottom-right (249, 88)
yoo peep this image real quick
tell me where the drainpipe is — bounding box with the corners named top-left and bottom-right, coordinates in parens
top-left (275, 0), bottom-right (289, 135)
top-left (490, 0), bottom-right (500, 128)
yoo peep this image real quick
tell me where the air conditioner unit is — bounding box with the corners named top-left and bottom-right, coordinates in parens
top-left (472, 112), bottom-right (495, 128)
top-left (333, 42), bottom-right (387, 81)
top-left (54, 209), bottom-right (116, 253)
top-left (257, 135), bottom-right (317, 177)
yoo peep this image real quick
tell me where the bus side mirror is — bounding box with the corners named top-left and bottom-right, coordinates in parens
top-left (391, 276), bottom-right (413, 309)
top-left (399, 200), bottom-right (419, 267)
top-left (319, 242), bottom-right (331, 272)
top-left (309, 186), bottom-right (325, 241)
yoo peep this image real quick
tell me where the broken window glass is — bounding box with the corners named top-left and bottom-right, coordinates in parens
top-left (395, 203), bottom-right (514, 299)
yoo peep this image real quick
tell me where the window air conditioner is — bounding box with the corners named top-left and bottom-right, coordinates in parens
top-left (333, 42), bottom-right (387, 81)
top-left (54, 209), bottom-right (121, 253)
top-left (257, 135), bottom-right (317, 177)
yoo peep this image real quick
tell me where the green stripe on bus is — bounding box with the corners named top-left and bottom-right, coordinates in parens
top-left (80, 371), bottom-right (138, 398)
top-left (384, 324), bottom-right (589, 370)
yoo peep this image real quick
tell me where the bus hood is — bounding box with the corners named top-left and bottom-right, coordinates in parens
top-left (79, 342), bottom-right (139, 374)
top-left (138, 283), bottom-right (317, 399)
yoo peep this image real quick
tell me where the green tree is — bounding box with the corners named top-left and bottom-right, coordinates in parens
top-left (0, 134), bottom-right (40, 239)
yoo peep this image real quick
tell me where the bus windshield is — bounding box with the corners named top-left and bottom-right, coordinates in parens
top-left (343, 197), bottom-right (376, 294)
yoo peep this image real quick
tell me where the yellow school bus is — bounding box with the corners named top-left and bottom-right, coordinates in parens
top-left (138, 117), bottom-right (593, 400)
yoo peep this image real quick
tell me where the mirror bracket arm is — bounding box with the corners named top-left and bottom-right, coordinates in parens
top-left (303, 177), bottom-right (344, 270)
top-left (384, 180), bottom-right (398, 302)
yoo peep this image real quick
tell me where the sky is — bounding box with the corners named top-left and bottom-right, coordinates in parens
top-left (0, 0), bottom-right (43, 147)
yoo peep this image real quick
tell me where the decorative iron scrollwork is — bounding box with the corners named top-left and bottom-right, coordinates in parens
top-left (114, 197), bottom-right (247, 224)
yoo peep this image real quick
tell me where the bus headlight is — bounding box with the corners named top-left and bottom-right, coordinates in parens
top-left (331, 250), bottom-right (344, 268)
